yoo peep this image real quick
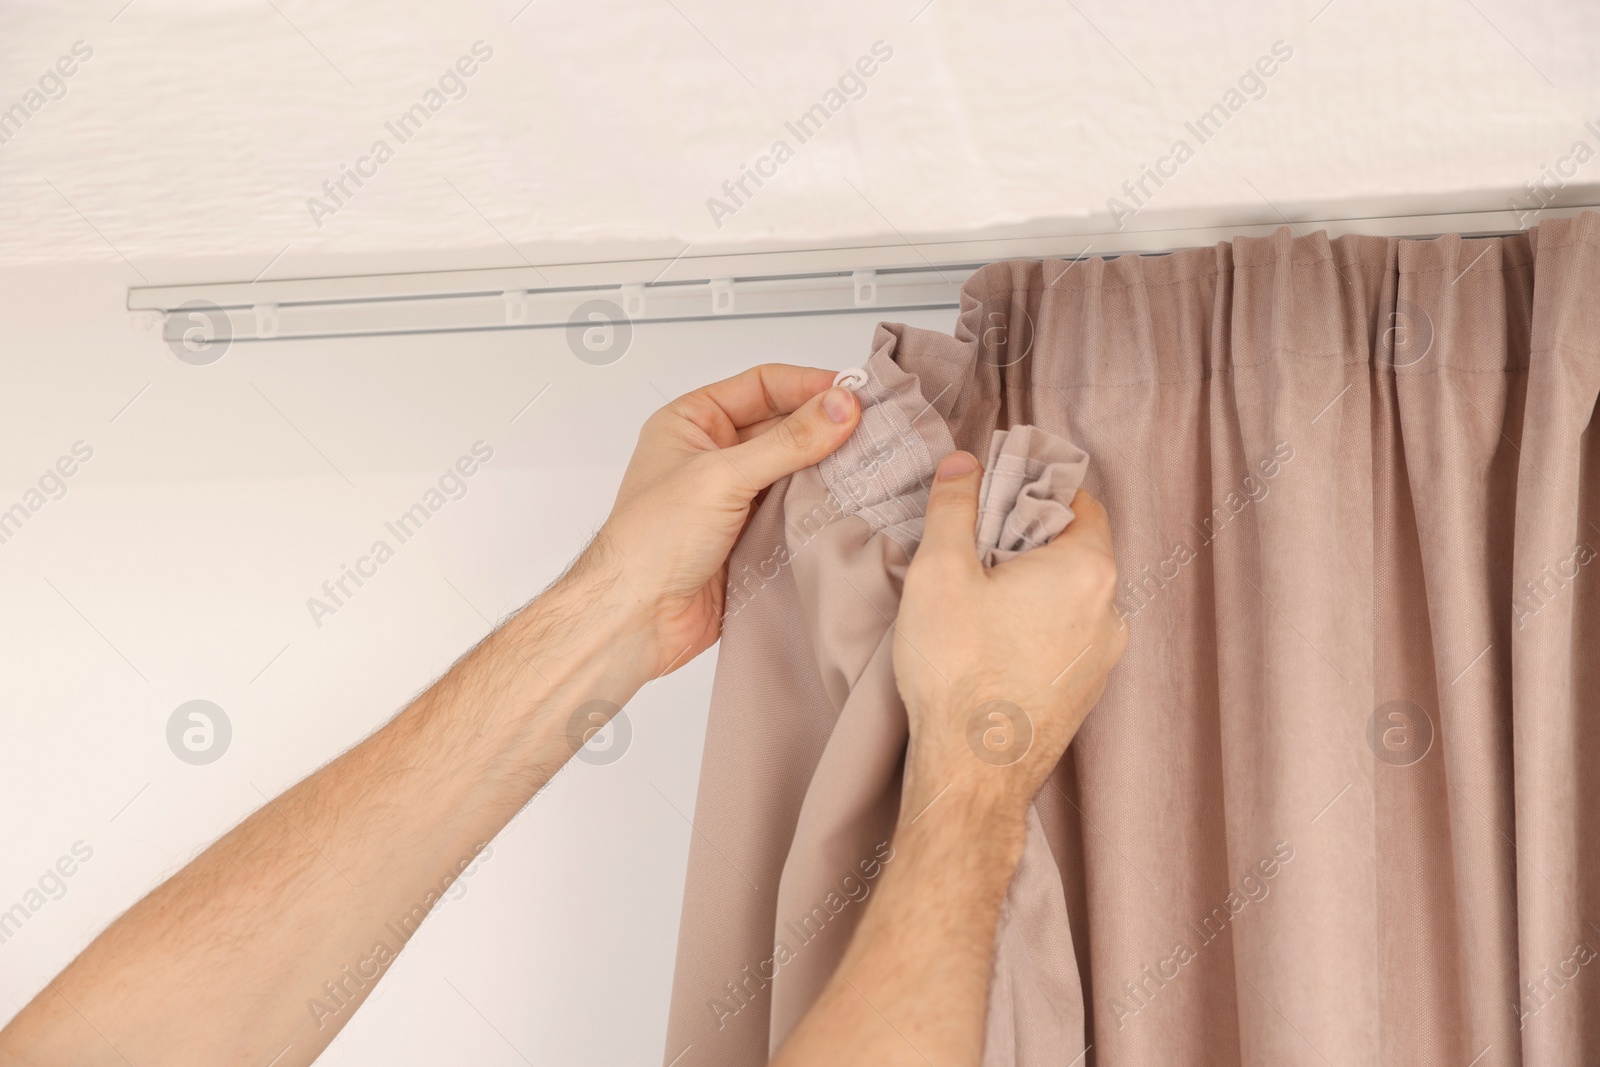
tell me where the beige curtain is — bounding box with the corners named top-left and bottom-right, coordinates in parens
top-left (665, 213), bottom-right (1600, 1066)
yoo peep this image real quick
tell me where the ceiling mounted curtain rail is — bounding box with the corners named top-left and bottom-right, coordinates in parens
top-left (124, 203), bottom-right (1598, 345)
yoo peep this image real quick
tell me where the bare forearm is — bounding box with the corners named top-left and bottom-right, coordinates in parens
top-left (0, 561), bottom-right (652, 1067)
top-left (772, 773), bottom-right (1027, 1067)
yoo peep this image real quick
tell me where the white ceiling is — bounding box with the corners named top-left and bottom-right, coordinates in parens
top-left (2, 0), bottom-right (1598, 283)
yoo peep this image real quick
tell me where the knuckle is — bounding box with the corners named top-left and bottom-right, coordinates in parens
top-left (1074, 488), bottom-right (1108, 524)
top-left (909, 540), bottom-right (972, 584)
top-left (775, 415), bottom-right (818, 454)
top-left (641, 406), bottom-right (672, 435)
top-left (908, 540), bottom-right (951, 577)
top-left (691, 451), bottom-right (742, 496)
top-left (928, 481), bottom-right (977, 515)
top-left (1077, 548), bottom-right (1119, 603)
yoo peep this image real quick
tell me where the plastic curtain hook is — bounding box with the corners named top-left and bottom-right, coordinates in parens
top-left (833, 367), bottom-right (869, 390)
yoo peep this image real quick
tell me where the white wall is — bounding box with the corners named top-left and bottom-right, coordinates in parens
top-left (0, 259), bottom-right (951, 1065)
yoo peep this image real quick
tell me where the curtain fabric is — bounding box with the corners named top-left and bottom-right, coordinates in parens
top-left (665, 213), bottom-right (1600, 1066)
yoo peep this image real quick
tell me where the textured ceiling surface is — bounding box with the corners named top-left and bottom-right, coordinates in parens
top-left (0, 0), bottom-right (1597, 281)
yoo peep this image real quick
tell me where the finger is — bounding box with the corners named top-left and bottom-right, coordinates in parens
top-left (917, 451), bottom-right (984, 568)
top-left (717, 385), bottom-right (860, 491)
top-left (736, 414), bottom-right (785, 443)
top-left (1039, 489), bottom-right (1114, 557)
top-left (674, 364), bottom-right (841, 441)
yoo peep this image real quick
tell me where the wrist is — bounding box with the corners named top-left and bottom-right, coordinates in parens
top-left (902, 686), bottom-right (1042, 824)
top-left (550, 531), bottom-right (659, 665)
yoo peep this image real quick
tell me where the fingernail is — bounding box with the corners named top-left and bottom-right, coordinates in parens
top-left (823, 387), bottom-right (856, 424)
top-left (937, 452), bottom-right (976, 480)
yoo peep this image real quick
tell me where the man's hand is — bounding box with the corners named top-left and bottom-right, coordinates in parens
top-left (586, 364), bottom-right (860, 678)
top-left (774, 448), bottom-right (1125, 1067)
top-left (894, 449), bottom-right (1127, 828)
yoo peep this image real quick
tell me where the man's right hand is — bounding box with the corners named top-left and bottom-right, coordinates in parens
top-left (774, 448), bottom-right (1125, 1067)
top-left (892, 449), bottom-right (1128, 829)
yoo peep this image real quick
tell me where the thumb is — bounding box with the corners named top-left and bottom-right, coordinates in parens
top-left (721, 385), bottom-right (859, 491)
top-left (918, 451), bottom-right (983, 564)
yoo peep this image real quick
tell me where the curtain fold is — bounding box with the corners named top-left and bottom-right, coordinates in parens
top-left (664, 213), bottom-right (1600, 1067)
